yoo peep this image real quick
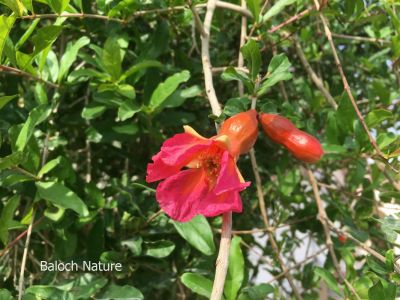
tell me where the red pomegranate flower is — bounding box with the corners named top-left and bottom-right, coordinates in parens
top-left (146, 125), bottom-right (251, 222)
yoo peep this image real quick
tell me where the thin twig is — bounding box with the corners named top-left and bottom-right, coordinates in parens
top-left (306, 167), bottom-right (361, 300)
top-left (20, 2), bottom-right (252, 24)
top-left (12, 166), bottom-right (40, 181)
top-left (237, 0), bottom-right (247, 97)
top-left (211, 66), bottom-right (249, 74)
top-left (17, 208), bottom-right (36, 300)
top-left (188, 0), bottom-right (207, 37)
top-left (216, 216), bottom-right (314, 235)
top-left (0, 217), bottom-right (44, 258)
top-left (17, 121), bottom-right (51, 299)
top-left (249, 149), bottom-right (303, 299)
top-left (201, 0), bottom-right (222, 117)
top-left (215, 1), bottom-right (252, 18)
top-left (210, 212), bottom-right (232, 300)
top-left (248, 0), bottom-right (270, 38)
top-left (0, 65), bottom-right (60, 89)
top-left (330, 33), bottom-right (390, 44)
top-left (272, 46), bottom-right (289, 102)
top-left (269, 7), bottom-right (313, 33)
top-left (315, 9), bottom-right (388, 163)
top-left (20, 13), bottom-right (125, 23)
top-left (84, 88), bottom-right (92, 183)
top-left (292, 36), bottom-right (338, 109)
top-left (140, 210), bottom-right (164, 229)
top-left (267, 246), bottom-right (328, 283)
top-left (327, 220), bottom-right (400, 274)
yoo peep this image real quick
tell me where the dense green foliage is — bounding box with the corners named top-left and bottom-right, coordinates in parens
top-left (0, 0), bottom-right (400, 299)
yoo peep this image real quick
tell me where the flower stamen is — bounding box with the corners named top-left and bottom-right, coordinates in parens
top-left (199, 145), bottom-right (223, 188)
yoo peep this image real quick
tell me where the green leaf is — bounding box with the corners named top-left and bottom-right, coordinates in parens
top-left (336, 93), bottom-right (356, 132)
top-left (102, 36), bottom-right (122, 81)
top-left (354, 277), bottom-right (373, 300)
top-left (0, 152), bottom-right (23, 170)
top-left (16, 104), bottom-right (51, 152)
top-left (268, 53), bottom-right (291, 74)
top-left (47, 0), bottom-right (70, 14)
top-left (25, 286), bottom-right (73, 299)
top-left (376, 216), bottom-right (400, 243)
top-left (377, 132), bottom-right (397, 150)
top-left (221, 67), bottom-right (254, 92)
top-left (246, 0), bottom-right (260, 22)
top-left (34, 84), bottom-right (48, 105)
top-left (241, 39), bottom-right (261, 80)
top-left (237, 284), bottom-right (274, 300)
top-left (0, 95), bottom-right (17, 110)
top-left (172, 215), bottom-right (215, 256)
top-left (37, 156), bottom-right (62, 178)
top-left (326, 111), bottom-right (340, 144)
top-left (385, 249), bottom-right (395, 271)
top-left (181, 273), bottom-right (213, 298)
top-left (261, 0), bottom-right (296, 23)
top-left (69, 275), bottom-right (108, 300)
top-left (314, 267), bottom-right (342, 296)
top-left (117, 100), bottom-right (141, 122)
top-left (0, 15), bottom-right (15, 61)
top-left (367, 256), bottom-right (389, 275)
top-left (257, 54), bottom-right (292, 96)
top-left (112, 124), bottom-right (138, 135)
top-left (82, 105), bottom-right (107, 120)
top-left (143, 240), bottom-right (175, 258)
top-left (365, 109), bottom-right (393, 127)
top-left (225, 236), bottom-right (244, 300)
top-left (0, 195), bottom-right (20, 244)
top-left (31, 25), bottom-right (62, 57)
top-left (0, 0), bottom-right (25, 16)
top-left (161, 85), bottom-right (201, 109)
top-left (0, 289), bottom-right (13, 300)
top-left (223, 97), bottom-right (251, 116)
top-left (369, 280), bottom-right (396, 300)
top-left (121, 236), bottom-right (143, 256)
top-left (36, 181), bottom-right (89, 216)
top-left (98, 284), bottom-right (143, 299)
top-left (148, 70), bottom-right (190, 112)
top-left (120, 60), bottom-right (163, 82)
top-left (58, 36), bottom-right (90, 82)
top-left (324, 144), bottom-right (346, 154)
top-left (15, 18), bottom-right (39, 51)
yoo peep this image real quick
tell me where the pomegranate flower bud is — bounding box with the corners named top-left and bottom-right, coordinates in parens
top-left (259, 113), bottom-right (324, 163)
top-left (219, 109), bottom-right (259, 158)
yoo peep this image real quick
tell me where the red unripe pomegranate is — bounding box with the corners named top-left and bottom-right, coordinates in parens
top-left (259, 113), bottom-right (324, 163)
top-left (219, 109), bottom-right (259, 158)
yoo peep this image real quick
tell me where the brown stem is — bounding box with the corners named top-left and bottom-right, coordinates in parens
top-left (20, 13), bottom-right (125, 23)
top-left (315, 10), bottom-right (388, 163)
top-left (210, 212), bottom-right (232, 300)
top-left (330, 33), bottom-right (390, 44)
top-left (306, 167), bottom-right (361, 300)
top-left (249, 149), bottom-right (303, 299)
top-left (0, 65), bottom-right (60, 89)
top-left (0, 217), bottom-right (44, 258)
top-left (17, 208), bottom-right (36, 300)
top-left (327, 221), bottom-right (400, 274)
top-left (188, 0), bottom-right (207, 37)
top-left (267, 247), bottom-right (328, 283)
top-left (269, 7), bottom-right (313, 33)
top-left (292, 36), bottom-right (338, 109)
top-left (237, 0), bottom-right (247, 97)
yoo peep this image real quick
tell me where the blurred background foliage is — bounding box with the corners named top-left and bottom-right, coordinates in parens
top-left (0, 0), bottom-right (399, 299)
